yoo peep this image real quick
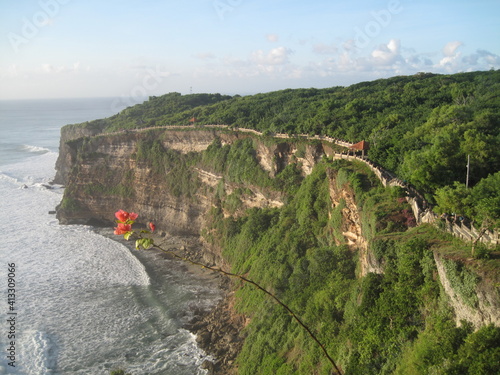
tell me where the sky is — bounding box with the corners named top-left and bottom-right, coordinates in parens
top-left (1, 0), bottom-right (499, 100)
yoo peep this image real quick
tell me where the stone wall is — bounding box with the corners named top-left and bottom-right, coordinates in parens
top-left (331, 153), bottom-right (499, 246)
top-left (57, 123), bottom-right (498, 246)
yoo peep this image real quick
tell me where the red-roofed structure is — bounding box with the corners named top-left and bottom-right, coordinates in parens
top-left (350, 140), bottom-right (369, 157)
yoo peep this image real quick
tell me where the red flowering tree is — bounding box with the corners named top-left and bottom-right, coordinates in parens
top-left (112, 209), bottom-right (343, 375)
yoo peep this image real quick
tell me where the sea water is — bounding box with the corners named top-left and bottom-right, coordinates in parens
top-left (0, 99), bottom-right (220, 375)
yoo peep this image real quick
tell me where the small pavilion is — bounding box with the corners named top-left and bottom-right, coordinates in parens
top-left (349, 140), bottom-right (370, 158)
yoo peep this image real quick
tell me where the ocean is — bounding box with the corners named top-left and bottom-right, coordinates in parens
top-left (0, 98), bottom-right (220, 375)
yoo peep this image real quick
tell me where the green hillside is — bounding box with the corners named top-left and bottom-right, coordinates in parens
top-left (59, 70), bottom-right (500, 373)
top-left (76, 70), bottom-right (500, 227)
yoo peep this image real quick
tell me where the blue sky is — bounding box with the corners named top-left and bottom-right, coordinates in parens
top-left (1, 0), bottom-right (499, 100)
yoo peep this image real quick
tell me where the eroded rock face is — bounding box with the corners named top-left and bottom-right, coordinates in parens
top-left (434, 253), bottom-right (500, 329)
top-left (327, 170), bottom-right (382, 276)
top-left (56, 130), bottom-right (223, 234)
top-left (55, 128), bottom-right (336, 235)
top-left (55, 126), bottom-right (385, 279)
top-left (53, 123), bottom-right (106, 185)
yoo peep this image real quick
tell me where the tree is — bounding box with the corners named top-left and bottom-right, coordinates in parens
top-left (435, 172), bottom-right (500, 255)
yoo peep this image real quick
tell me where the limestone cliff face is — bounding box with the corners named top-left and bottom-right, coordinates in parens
top-left (53, 123), bottom-right (106, 185)
top-left (54, 126), bottom-right (389, 277)
top-left (54, 129), bottom-right (330, 237)
top-left (54, 127), bottom-right (364, 273)
top-left (57, 129), bottom-right (226, 233)
top-left (434, 252), bottom-right (500, 329)
top-left (327, 169), bottom-right (382, 276)
top-left (55, 126), bottom-right (498, 332)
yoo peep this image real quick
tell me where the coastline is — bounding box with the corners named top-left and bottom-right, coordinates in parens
top-left (95, 227), bottom-right (245, 375)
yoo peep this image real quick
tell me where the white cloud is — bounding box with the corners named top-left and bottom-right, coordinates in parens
top-left (371, 39), bottom-right (401, 66)
top-left (41, 62), bottom-right (83, 74)
top-left (313, 43), bottom-right (339, 55)
top-left (194, 47), bottom-right (295, 81)
top-left (443, 41), bottom-right (463, 57)
top-left (437, 41), bottom-right (464, 70)
top-left (463, 49), bottom-right (500, 66)
top-left (236, 38), bottom-right (500, 85)
top-left (266, 34), bottom-right (279, 43)
top-left (251, 46), bottom-right (293, 65)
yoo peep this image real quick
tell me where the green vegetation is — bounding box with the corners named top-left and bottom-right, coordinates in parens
top-left (441, 258), bottom-right (480, 308)
top-left (101, 92), bottom-right (233, 131)
top-left (83, 182), bottom-right (134, 198)
top-left (434, 172), bottom-right (500, 228)
top-left (70, 70), bottom-right (500, 225)
top-left (199, 152), bottom-right (499, 374)
top-left (132, 134), bottom-right (202, 198)
top-left (59, 196), bottom-right (80, 212)
top-left (201, 138), bottom-right (274, 187)
top-left (62, 71), bottom-right (500, 374)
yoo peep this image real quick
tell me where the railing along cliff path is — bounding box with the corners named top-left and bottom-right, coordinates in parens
top-left (91, 124), bottom-right (498, 246)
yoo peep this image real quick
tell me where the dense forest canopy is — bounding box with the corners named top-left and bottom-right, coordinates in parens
top-left (79, 70), bottom-right (500, 227)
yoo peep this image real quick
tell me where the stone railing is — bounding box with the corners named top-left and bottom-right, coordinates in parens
top-left (98, 123), bottom-right (498, 246)
top-left (331, 154), bottom-right (499, 246)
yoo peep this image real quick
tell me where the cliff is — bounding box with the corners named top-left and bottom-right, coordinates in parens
top-left (54, 125), bottom-right (500, 374)
top-left (434, 252), bottom-right (500, 328)
top-left (55, 126), bottom-right (342, 272)
top-left (53, 121), bottom-right (107, 185)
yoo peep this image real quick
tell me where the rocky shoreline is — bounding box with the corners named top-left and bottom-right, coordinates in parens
top-left (187, 289), bottom-right (246, 374)
top-left (95, 227), bottom-right (245, 374)
top-left (151, 234), bottom-right (246, 375)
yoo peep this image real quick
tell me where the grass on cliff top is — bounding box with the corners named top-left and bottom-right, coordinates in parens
top-left (376, 224), bottom-right (500, 287)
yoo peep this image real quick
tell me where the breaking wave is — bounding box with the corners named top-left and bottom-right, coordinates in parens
top-left (22, 144), bottom-right (53, 154)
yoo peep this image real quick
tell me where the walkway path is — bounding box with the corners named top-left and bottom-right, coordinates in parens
top-left (99, 124), bottom-right (498, 246)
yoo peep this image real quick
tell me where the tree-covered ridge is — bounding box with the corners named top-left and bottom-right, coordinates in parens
top-left (84, 71), bottom-right (500, 194)
top-left (74, 70), bottom-right (499, 225)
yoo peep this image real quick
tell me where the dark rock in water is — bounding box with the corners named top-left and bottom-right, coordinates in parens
top-left (20, 184), bottom-right (28, 189)
top-left (189, 290), bottom-right (245, 375)
top-left (48, 211), bottom-right (57, 215)
top-left (196, 330), bottom-right (212, 346)
top-left (201, 360), bottom-right (215, 374)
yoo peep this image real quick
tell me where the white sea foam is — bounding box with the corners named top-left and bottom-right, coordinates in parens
top-left (0, 150), bottom-right (217, 374)
top-left (22, 144), bottom-right (52, 154)
top-left (18, 331), bottom-right (57, 375)
top-left (0, 170), bottom-right (19, 185)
